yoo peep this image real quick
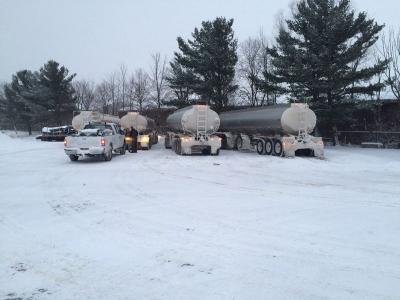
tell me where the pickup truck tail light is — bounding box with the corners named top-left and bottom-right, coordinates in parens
top-left (101, 138), bottom-right (106, 146)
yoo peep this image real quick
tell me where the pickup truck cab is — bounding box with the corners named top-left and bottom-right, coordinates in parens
top-left (64, 122), bottom-right (126, 161)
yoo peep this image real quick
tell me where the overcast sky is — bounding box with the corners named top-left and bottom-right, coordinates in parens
top-left (1, 0), bottom-right (399, 82)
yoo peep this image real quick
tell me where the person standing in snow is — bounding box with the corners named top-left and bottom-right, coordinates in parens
top-left (130, 126), bottom-right (138, 153)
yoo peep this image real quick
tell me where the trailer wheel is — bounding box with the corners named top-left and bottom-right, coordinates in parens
top-left (172, 139), bottom-right (177, 152)
top-left (256, 140), bottom-right (265, 155)
top-left (164, 134), bottom-right (171, 149)
top-left (120, 144), bottom-right (126, 155)
top-left (69, 155), bottom-right (79, 161)
top-left (173, 140), bottom-right (177, 153)
top-left (211, 149), bottom-right (220, 156)
top-left (273, 139), bottom-right (283, 157)
top-left (175, 140), bottom-right (182, 155)
top-left (235, 136), bottom-right (243, 151)
top-left (265, 138), bottom-right (273, 155)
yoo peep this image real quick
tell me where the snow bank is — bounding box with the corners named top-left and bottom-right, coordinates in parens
top-left (0, 131), bottom-right (45, 154)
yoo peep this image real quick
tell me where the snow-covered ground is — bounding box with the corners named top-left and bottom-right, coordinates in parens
top-left (0, 133), bottom-right (399, 300)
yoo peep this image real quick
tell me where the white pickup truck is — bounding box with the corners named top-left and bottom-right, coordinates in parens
top-left (64, 122), bottom-right (126, 161)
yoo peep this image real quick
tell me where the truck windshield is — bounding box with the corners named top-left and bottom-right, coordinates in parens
top-left (79, 130), bottom-right (101, 137)
top-left (84, 124), bottom-right (113, 131)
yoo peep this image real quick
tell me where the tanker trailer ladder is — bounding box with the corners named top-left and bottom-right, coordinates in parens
top-left (297, 105), bottom-right (308, 142)
top-left (196, 105), bottom-right (208, 140)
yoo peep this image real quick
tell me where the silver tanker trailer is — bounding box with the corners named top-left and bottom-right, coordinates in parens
top-left (72, 111), bottom-right (121, 130)
top-left (165, 105), bottom-right (222, 155)
top-left (120, 112), bottom-right (158, 150)
top-left (217, 103), bottom-right (324, 158)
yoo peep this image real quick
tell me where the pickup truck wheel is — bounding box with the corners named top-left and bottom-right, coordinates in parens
top-left (265, 138), bottom-right (273, 155)
top-left (104, 148), bottom-right (113, 161)
top-left (69, 155), bottom-right (79, 161)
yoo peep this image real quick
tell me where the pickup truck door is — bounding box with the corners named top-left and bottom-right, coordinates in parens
top-left (111, 124), bottom-right (124, 148)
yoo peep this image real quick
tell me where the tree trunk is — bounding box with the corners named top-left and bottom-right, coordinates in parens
top-left (26, 123), bottom-right (32, 136)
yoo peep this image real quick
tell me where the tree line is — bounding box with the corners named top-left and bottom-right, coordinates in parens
top-left (1, 0), bottom-right (400, 136)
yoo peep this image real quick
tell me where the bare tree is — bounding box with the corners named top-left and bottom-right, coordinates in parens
top-left (372, 47), bottom-right (386, 101)
top-left (107, 72), bottom-right (118, 115)
top-left (73, 80), bottom-right (95, 110)
top-left (119, 64), bottom-right (128, 111)
top-left (259, 34), bottom-right (281, 105)
top-left (237, 33), bottom-right (279, 106)
top-left (380, 29), bottom-right (400, 100)
top-left (237, 37), bottom-right (263, 106)
top-left (126, 73), bottom-right (136, 111)
top-left (94, 81), bottom-right (111, 114)
top-left (133, 68), bottom-right (150, 112)
top-left (150, 53), bottom-right (168, 108)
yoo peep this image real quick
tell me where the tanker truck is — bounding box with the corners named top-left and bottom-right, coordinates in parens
top-left (164, 104), bottom-right (222, 155)
top-left (120, 112), bottom-right (158, 150)
top-left (217, 103), bottom-right (324, 158)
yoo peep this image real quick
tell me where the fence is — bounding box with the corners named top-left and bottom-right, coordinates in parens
top-left (337, 131), bottom-right (400, 148)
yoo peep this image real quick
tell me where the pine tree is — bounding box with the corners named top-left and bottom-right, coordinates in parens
top-left (269, 0), bottom-right (388, 135)
top-left (166, 58), bottom-right (195, 107)
top-left (38, 60), bottom-right (76, 125)
top-left (170, 17), bottom-right (238, 111)
top-left (2, 71), bottom-right (47, 134)
top-left (0, 84), bottom-right (20, 132)
top-left (256, 43), bottom-right (285, 105)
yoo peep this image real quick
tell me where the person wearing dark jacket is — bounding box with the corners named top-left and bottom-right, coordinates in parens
top-left (130, 126), bottom-right (138, 153)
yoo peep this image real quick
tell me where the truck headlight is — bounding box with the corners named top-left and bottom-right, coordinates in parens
top-left (140, 135), bottom-right (150, 143)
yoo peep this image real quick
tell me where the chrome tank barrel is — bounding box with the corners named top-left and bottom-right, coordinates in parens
top-left (219, 104), bottom-right (317, 135)
top-left (166, 105), bottom-right (220, 134)
top-left (72, 111), bottom-right (120, 131)
top-left (120, 112), bottom-right (155, 132)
